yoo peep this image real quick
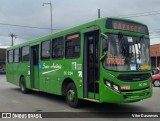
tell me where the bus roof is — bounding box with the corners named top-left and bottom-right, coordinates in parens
top-left (7, 17), bottom-right (147, 50)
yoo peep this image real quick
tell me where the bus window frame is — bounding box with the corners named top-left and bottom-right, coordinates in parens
top-left (14, 48), bottom-right (20, 63)
top-left (65, 32), bottom-right (81, 59)
top-left (8, 49), bottom-right (14, 63)
top-left (52, 36), bottom-right (64, 60)
top-left (41, 40), bottom-right (51, 61)
top-left (21, 46), bottom-right (30, 62)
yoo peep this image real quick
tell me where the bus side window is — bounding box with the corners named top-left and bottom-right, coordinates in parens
top-left (52, 37), bottom-right (64, 59)
top-left (22, 46), bottom-right (29, 62)
top-left (14, 48), bottom-right (20, 63)
top-left (41, 40), bottom-right (51, 60)
top-left (65, 33), bottom-right (80, 58)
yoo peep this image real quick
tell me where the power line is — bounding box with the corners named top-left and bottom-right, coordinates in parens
top-left (0, 10), bottom-right (160, 30)
top-left (0, 10), bottom-right (159, 30)
top-left (149, 29), bottom-right (160, 33)
top-left (123, 12), bottom-right (160, 18)
top-left (0, 9), bottom-right (160, 37)
top-left (150, 32), bottom-right (160, 35)
top-left (0, 21), bottom-right (160, 34)
top-left (0, 22), bottom-right (60, 30)
top-left (149, 31), bottom-right (160, 34)
top-left (150, 36), bottom-right (160, 39)
top-left (116, 9), bottom-right (160, 17)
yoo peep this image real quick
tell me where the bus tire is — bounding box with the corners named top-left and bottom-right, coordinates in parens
top-left (20, 77), bottom-right (29, 94)
top-left (65, 83), bottom-right (80, 108)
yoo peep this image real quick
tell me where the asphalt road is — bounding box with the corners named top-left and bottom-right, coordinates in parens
top-left (0, 74), bottom-right (160, 121)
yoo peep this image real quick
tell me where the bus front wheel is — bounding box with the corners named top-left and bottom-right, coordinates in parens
top-left (20, 77), bottom-right (29, 94)
top-left (65, 83), bottom-right (80, 108)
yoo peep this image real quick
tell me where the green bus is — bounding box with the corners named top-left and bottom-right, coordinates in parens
top-left (6, 17), bottom-right (152, 108)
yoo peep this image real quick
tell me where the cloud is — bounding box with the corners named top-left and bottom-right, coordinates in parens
top-left (0, 0), bottom-right (160, 45)
top-left (0, 36), bottom-right (11, 46)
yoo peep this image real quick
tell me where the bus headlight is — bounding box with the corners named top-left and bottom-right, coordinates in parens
top-left (105, 80), bottom-right (120, 93)
top-left (106, 81), bottom-right (111, 87)
top-left (113, 85), bottom-right (119, 92)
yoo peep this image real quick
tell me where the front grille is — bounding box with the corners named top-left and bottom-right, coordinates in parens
top-left (121, 87), bottom-right (150, 92)
top-left (117, 73), bottom-right (151, 82)
top-left (123, 89), bottom-right (150, 99)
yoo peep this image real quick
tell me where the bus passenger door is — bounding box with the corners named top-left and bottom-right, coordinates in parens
top-left (30, 45), bottom-right (39, 89)
top-left (84, 30), bottom-right (99, 100)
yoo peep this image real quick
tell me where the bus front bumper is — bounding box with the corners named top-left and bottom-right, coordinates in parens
top-left (100, 87), bottom-right (152, 103)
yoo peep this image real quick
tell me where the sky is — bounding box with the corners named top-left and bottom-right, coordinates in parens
top-left (0, 0), bottom-right (160, 46)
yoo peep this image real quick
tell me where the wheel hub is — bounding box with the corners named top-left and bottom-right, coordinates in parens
top-left (154, 80), bottom-right (160, 87)
top-left (67, 90), bottom-right (75, 102)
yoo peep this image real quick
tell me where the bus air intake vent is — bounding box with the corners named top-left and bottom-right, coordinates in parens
top-left (117, 73), bottom-right (151, 82)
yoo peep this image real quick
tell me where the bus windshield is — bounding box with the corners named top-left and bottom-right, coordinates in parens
top-left (102, 33), bottom-right (151, 71)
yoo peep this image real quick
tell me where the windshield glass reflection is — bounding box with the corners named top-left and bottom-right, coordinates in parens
top-left (103, 34), bottom-right (151, 71)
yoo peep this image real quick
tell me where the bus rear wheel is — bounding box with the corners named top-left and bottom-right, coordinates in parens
top-left (65, 83), bottom-right (80, 108)
top-left (20, 77), bottom-right (29, 94)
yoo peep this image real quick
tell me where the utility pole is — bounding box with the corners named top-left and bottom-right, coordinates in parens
top-left (43, 0), bottom-right (53, 33)
top-left (98, 9), bottom-right (101, 18)
top-left (9, 33), bottom-right (17, 46)
top-left (156, 50), bottom-right (158, 67)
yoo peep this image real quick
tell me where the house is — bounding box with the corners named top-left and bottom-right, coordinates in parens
top-left (150, 44), bottom-right (160, 68)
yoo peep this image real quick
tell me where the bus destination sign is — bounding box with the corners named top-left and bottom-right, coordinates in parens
top-left (67, 33), bottom-right (80, 40)
top-left (106, 19), bottom-right (149, 34)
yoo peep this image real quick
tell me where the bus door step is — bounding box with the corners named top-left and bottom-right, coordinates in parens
top-left (83, 98), bottom-right (99, 103)
top-left (31, 88), bottom-right (40, 92)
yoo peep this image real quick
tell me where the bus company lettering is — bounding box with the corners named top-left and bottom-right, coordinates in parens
top-left (50, 63), bottom-right (62, 69)
top-left (64, 71), bottom-right (73, 76)
top-left (42, 63), bottom-right (62, 75)
top-left (42, 63), bottom-right (62, 69)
